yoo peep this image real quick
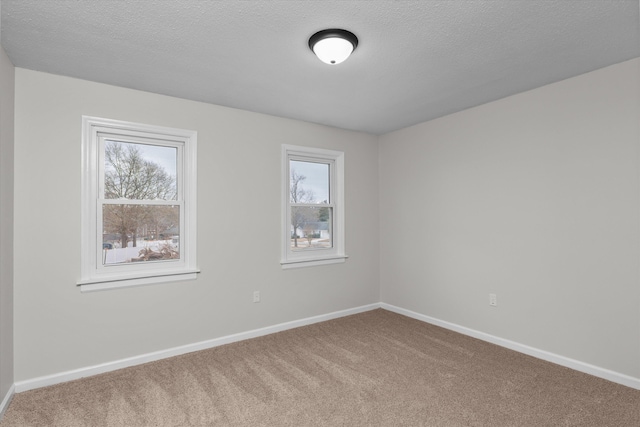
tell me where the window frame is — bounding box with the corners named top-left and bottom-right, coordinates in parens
top-left (281, 144), bottom-right (346, 269)
top-left (79, 116), bottom-right (198, 291)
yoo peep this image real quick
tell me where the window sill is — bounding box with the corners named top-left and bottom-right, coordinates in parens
top-left (281, 255), bottom-right (348, 269)
top-left (78, 269), bottom-right (200, 292)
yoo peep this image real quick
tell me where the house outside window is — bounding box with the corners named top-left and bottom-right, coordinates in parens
top-left (281, 144), bottom-right (346, 268)
top-left (79, 117), bottom-right (198, 291)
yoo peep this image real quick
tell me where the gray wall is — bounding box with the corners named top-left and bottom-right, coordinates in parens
top-left (379, 58), bottom-right (640, 379)
top-left (0, 44), bottom-right (15, 398)
top-left (9, 57), bottom-right (640, 386)
top-left (13, 69), bottom-right (380, 382)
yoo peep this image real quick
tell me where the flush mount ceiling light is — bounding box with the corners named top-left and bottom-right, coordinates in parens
top-left (308, 29), bottom-right (358, 65)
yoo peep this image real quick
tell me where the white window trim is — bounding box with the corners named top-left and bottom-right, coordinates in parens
top-left (281, 144), bottom-right (346, 269)
top-left (79, 116), bottom-right (198, 291)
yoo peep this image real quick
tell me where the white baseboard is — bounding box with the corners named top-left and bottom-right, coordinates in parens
top-left (14, 303), bottom-right (381, 393)
top-left (381, 303), bottom-right (640, 390)
top-left (0, 384), bottom-right (15, 419)
top-left (14, 301), bottom-right (640, 394)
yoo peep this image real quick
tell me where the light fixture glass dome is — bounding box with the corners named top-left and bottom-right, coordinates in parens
top-left (309, 29), bottom-right (358, 65)
top-left (312, 37), bottom-right (354, 65)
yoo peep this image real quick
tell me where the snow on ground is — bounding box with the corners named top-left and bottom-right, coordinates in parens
top-left (103, 239), bottom-right (176, 264)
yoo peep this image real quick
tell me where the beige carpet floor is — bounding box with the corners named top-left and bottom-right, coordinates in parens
top-left (2, 309), bottom-right (639, 426)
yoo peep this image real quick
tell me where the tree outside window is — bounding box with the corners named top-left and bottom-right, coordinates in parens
top-left (289, 161), bottom-right (332, 250)
top-left (101, 140), bottom-right (180, 264)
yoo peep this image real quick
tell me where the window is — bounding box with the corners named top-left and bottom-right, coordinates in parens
top-left (281, 145), bottom-right (346, 268)
top-left (79, 117), bottom-right (198, 291)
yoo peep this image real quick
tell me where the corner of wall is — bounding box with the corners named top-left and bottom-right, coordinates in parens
top-left (0, 43), bottom-right (16, 410)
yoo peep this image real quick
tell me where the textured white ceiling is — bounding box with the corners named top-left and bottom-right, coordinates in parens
top-left (1, 1), bottom-right (639, 135)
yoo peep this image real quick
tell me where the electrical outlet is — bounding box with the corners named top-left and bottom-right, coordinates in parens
top-left (253, 291), bottom-right (260, 303)
top-left (489, 293), bottom-right (497, 307)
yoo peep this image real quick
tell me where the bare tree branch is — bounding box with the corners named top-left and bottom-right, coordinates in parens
top-left (103, 141), bottom-right (177, 248)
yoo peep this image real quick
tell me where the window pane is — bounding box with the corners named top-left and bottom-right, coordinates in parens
top-left (102, 204), bottom-right (180, 265)
top-left (290, 206), bottom-right (332, 249)
top-left (290, 160), bottom-right (329, 204)
top-left (104, 140), bottom-right (177, 200)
